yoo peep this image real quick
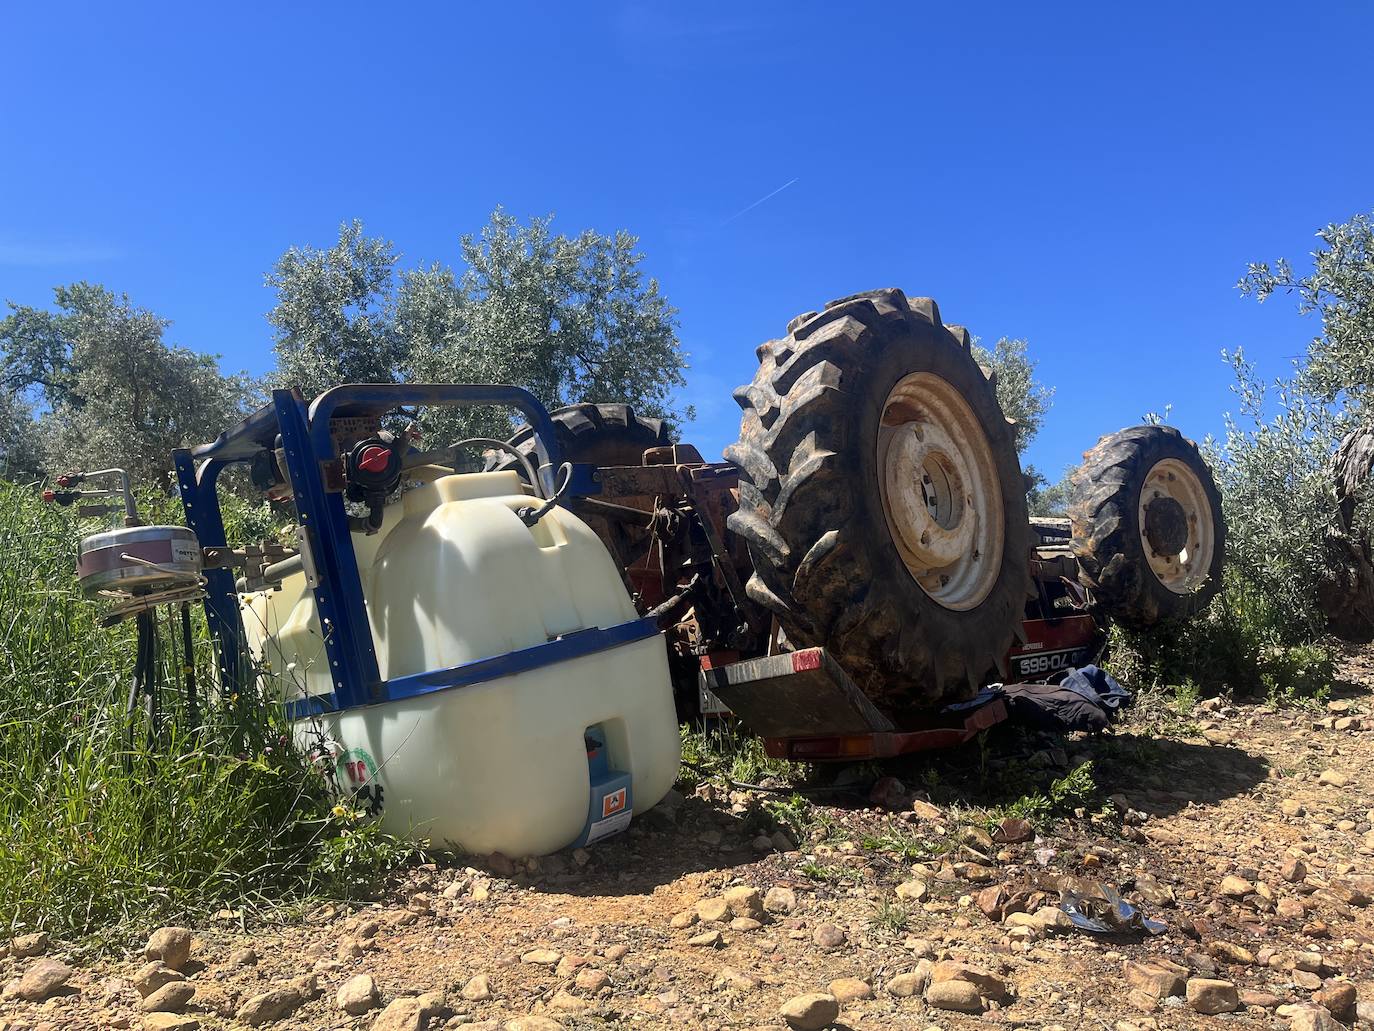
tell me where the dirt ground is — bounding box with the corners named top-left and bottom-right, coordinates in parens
top-left (4, 654), bottom-right (1373, 1031)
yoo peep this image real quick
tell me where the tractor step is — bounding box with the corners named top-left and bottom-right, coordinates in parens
top-left (698, 647), bottom-right (1008, 762)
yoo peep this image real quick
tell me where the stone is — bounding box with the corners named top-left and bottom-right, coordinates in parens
top-left (1316, 769), bottom-right (1348, 787)
top-left (11, 932), bottom-right (47, 958)
top-left (372, 991), bottom-right (445, 1031)
top-left (1127, 988), bottom-right (1160, 1013)
top-left (812, 922), bottom-right (846, 948)
top-left (723, 885), bottom-right (764, 920)
top-left (141, 981), bottom-right (195, 1013)
top-left (1281, 855), bottom-right (1309, 882)
top-left (554, 955), bottom-right (587, 978)
top-left (669, 910), bottom-right (697, 929)
top-left (602, 944), bottom-right (629, 962)
top-left (911, 799), bottom-right (942, 820)
top-left (504, 1019), bottom-right (564, 1031)
top-left (688, 929), bottom-right (723, 947)
top-left (1293, 952), bottom-right (1325, 973)
top-left (926, 979), bottom-right (984, 1013)
top-left (1186, 978), bottom-right (1240, 1014)
top-left (1288, 1005), bottom-right (1343, 1031)
top-left (828, 977), bottom-right (872, 1002)
top-left (575, 967), bottom-right (611, 993)
top-left (144, 927), bottom-right (193, 971)
top-left (1239, 989), bottom-right (1284, 1008)
top-left (1220, 875), bottom-right (1255, 898)
top-left (930, 961), bottom-right (1008, 1001)
top-left (1314, 982), bottom-right (1356, 1021)
top-left (235, 988), bottom-right (304, 1026)
top-left (887, 970), bottom-right (929, 998)
top-left (713, 966), bottom-right (759, 991)
top-left (696, 897), bottom-right (730, 923)
top-left (549, 990), bottom-right (587, 1013)
top-left (132, 962), bottom-right (184, 998)
top-left (462, 974), bottom-right (493, 1001)
top-left (778, 992), bottom-right (840, 1030)
top-left (764, 886), bottom-right (797, 914)
top-left (895, 879), bottom-right (929, 902)
top-left (1277, 897), bottom-right (1307, 920)
top-left (337, 974), bottom-right (379, 1015)
top-left (993, 817), bottom-right (1034, 843)
top-left (1209, 940), bottom-right (1257, 965)
top-left (771, 830), bottom-right (796, 852)
top-left (730, 916), bottom-right (762, 931)
top-left (226, 947), bottom-right (258, 968)
top-left (520, 948), bottom-right (561, 966)
top-left (143, 1016), bottom-right (200, 1031)
top-left (17, 958), bottom-right (72, 1002)
top-left (338, 938), bottom-right (365, 961)
top-left (1123, 960), bottom-right (1184, 999)
top-left (960, 826), bottom-right (994, 852)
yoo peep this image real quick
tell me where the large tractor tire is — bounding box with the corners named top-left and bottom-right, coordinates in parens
top-left (489, 403), bottom-right (669, 566)
top-left (725, 288), bottom-right (1033, 711)
top-left (1069, 425), bottom-right (1225, 627)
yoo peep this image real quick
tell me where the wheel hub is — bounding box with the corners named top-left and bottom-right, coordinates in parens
top-left (1137, 457), bottom-right (1217, 594)
top-left (1143, 495), bottom-right (1188, 557)
top-left (877, 373), bottom-right (1004, 611)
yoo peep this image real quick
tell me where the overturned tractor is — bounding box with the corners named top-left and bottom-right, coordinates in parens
top-left (495, 288), bottom-right (1228, 719)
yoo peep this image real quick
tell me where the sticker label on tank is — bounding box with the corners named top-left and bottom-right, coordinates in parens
top-left (585, 807), bottom-right (633, 845)
top-left (602, 787), bottom-right (627, 819)
top-left (337, 747), bottom-right (385, 816)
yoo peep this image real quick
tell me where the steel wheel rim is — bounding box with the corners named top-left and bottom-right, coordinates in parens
top-left (1137, 457), bottom-right (1215, 594)
top-left (876, 372), bottom-right (1004, 611)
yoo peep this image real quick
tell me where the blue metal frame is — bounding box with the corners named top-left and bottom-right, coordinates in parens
top-left (176, 382), bottom-right (617, 713)
top-left (284, 615), bottom-right (660, 720)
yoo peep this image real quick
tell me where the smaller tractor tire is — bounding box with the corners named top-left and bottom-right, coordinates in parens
top-left (1070, 425), bottom-right (1225, 627)
top-left (489, 403), bottom-right (669, 567)
top-left (490, 403), bottom-right (670, 475)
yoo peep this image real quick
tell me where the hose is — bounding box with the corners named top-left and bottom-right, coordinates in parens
top-left (517, 463), bottom-right (574, 526)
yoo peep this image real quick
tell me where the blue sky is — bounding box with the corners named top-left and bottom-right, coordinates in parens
top-left (3, 2), bottom-right (1371, 479)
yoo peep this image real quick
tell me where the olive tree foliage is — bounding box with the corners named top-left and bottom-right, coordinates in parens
top-left (266, 221), bottom-right (406, 398)
top-left (1210, 212), bottom-right (1374, 634)
top-left (971, 336), bottom-right (1054, 454)
top-left (1025, 465), bottom-right (1073, 517)
top-left (0, 284), bottom-right (255, 483)
top-left (268, 211), bottom-right (691, 446)
top-left (1239, 214), bottom-right (1374, 412)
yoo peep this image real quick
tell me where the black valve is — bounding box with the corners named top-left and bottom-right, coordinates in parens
top-left (343, 433), bottom-right (404, 533)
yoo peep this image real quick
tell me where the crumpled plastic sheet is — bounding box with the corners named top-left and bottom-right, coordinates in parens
top-left (1059, 881), bottom-right (1166, 935)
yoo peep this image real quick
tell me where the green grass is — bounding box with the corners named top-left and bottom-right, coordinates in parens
top-left (992, 760), bottom-right (1097, 829)
top-left (1107, 570), bottom-right (1335, 705)
top-left (869, 897), bottom-right (911, 935)
top-left (678, 721), bottom-right (804, 789)
top-left (0, 480), bottom-right (413, 939)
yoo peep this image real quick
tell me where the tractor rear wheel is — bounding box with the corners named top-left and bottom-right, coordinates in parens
top-left (1069, 425), bottom-right (1225, 627)
top-left (725, 289), bottom-right (1033, 712)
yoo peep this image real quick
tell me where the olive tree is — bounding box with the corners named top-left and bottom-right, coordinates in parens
top-left (971, 336), bottom-right (1053, 454)
top-left (267, 211), bottom-right (691, 446)
top-left (0, 284), bottom-right (254, 483)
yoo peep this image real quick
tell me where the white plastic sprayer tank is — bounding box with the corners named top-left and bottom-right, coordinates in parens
top-left (242, 469), bottom-right (680, 856)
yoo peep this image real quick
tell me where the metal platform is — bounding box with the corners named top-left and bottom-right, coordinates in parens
top-left (699, 647), bottom-right (1008, 762)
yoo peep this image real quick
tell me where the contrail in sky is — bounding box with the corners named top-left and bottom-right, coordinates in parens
top-left (721, 177), bottom-right (799, 226)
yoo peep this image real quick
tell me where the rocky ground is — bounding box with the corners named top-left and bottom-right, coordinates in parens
top-left (3, 657), bottom-right (1373, 1031)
